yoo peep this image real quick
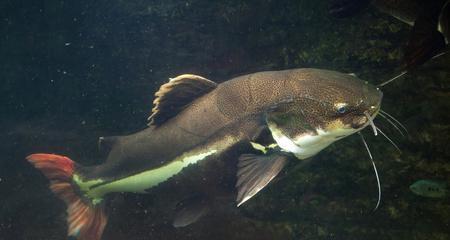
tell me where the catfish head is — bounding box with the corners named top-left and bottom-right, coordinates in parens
top-left (266, 69), bottom-right (383, 159)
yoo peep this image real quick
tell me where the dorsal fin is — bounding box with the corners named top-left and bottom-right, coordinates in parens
top-left (148, 74), bottom-right (217, 126)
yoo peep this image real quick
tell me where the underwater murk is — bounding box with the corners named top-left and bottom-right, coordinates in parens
top-left (1, 0), bottom-right (449, 240)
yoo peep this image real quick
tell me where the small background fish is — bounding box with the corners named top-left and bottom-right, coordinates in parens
top-left (410, 179), bottom-right (448, 198)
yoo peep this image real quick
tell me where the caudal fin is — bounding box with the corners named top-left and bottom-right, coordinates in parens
top-left (27, 153), bottom-right (107, 240)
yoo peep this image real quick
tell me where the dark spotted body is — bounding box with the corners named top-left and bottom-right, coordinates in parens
top-left (27, 68), bottom-right (383, 240)
top-left (81, 69), bottom-right (380, 184)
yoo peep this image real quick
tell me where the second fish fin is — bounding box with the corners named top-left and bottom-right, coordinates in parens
top-left (328, 0), bottom-right (371, 18)
top-left (403, 3), bottom-right (447, 70)
top-left (98, 135), bottom-right (120, 154)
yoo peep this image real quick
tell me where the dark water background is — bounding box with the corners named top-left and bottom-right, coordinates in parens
top-left (1, 0), bottom-right (450, 239)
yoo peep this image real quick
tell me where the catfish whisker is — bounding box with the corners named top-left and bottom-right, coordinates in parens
top-left (358, 132), bottom-right (381, 211)
top-left (380, 110), bottom-right (408, 134)
top-left (377, 71), bottom-right (407, 87)
top-left (375, 126), bottom-right (401, 153)
top-left (364, 112), bottom-right (378, 136)
top-left (431, 51), bottom-right (447, 60)
top-left (378, 112), bottom-right (405, 137)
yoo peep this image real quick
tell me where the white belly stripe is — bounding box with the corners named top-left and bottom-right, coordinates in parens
top-left (85, 135), bottom-right (237, 201)
top-left (268, 123), bottom-right (356, 160)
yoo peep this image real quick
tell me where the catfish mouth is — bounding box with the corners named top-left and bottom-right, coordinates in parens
top-left (325, 105), bottom-right (381, 134)
top-left (351, 106), bottom-right (380, 131)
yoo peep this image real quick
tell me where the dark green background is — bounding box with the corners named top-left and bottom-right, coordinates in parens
top-left (1, 0), bottom-right (449, 239)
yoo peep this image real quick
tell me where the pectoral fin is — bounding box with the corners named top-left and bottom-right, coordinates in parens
top-left (236, 153), bottom-right (289, 207)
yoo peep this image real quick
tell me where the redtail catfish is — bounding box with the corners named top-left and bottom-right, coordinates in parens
top-left (27, 68), bottom-right (382, 240)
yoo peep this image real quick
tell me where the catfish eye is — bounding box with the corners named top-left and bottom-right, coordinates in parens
top-left (337, 106), bottom-right (346, 114)
top-left (334, 103), bottom-right (348, 115)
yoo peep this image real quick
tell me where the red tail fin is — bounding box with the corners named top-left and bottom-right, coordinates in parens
top-left (27, 153), bottom-right (107, 240)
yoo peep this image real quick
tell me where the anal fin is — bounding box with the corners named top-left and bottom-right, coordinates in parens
top-left (173, 194), bottom-right (210, 228)
top-left (236, 153), bottom-right (289, 207)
